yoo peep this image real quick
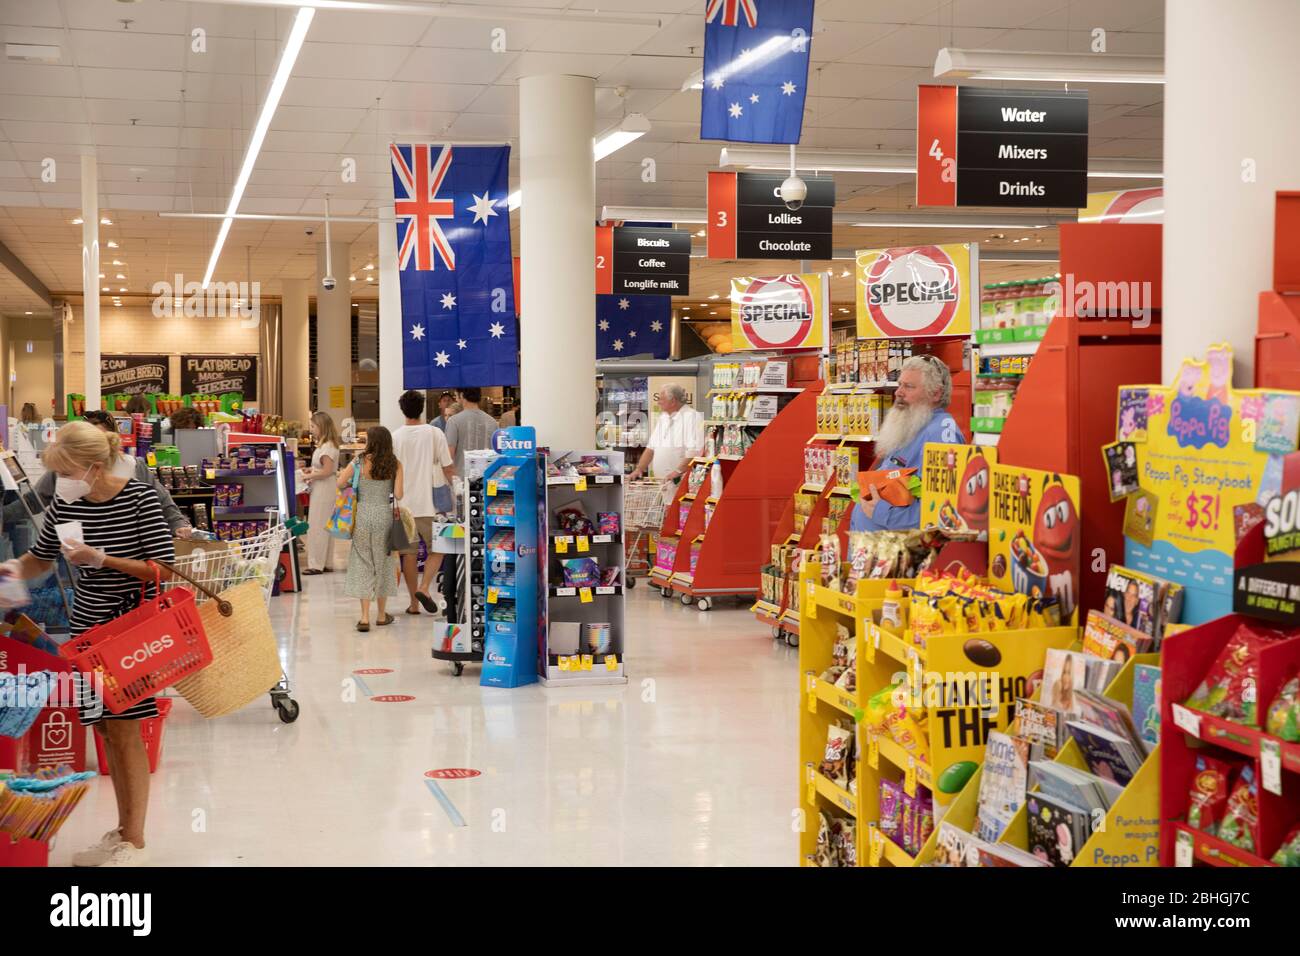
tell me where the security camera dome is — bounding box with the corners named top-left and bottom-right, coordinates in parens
top-left (780, 175), bottom-right (807, 211)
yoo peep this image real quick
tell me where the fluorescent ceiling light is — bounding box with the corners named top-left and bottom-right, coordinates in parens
top-left (593, 113), bottom-right (651, 162)
top-left (201, 6), bottom-right (314, 289)
top-left (934, 48), bottom-right (1164, 85)
top-left (167, 0), bottom-right (662, 29)
top-left (721, 146), bottom-right (1162, 180)
top-left (106, 241), bottom-right (118, 248)
top-left (602, 206), bottom-right (708, 224)
top-left (6, 43), bottom-right (61, 63)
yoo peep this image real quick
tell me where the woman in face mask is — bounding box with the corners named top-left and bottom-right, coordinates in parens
top-left (26, 411), bottom-right (192, 538)
top-left (0, 420), bottom-right (177, 867)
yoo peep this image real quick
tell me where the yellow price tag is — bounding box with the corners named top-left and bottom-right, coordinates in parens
top-left (863, 621), bottom-right (876, 664)
top-left (581, 654), bottom-right (594, 671)
top-left (807, 688), bottom-right (818, 714)
top-left (605, 654), bottom-right (619, 671)
top-left (487, 479), bottom-right (497, 496)
top-left (146, 452), bottom-right (157, 467)
top-left (555, 537), bottom-right (569, 554)
top-left (487, 587), bottom-right (499, 604)
top-left (579, 587), bottom-right (593, 604)
top-left (905, 758), bottom-right (917, 797)
top-left (868, 826), bottom-right (884, 867)
top-left (806, 783), bottom-right (816, 807)
top-left (867, 733), bottom-right (879, 769)
top-left (205, 468), bottom-right (215, 481)
top-left (575, 476), bottom-right (587, 492)
top-left (576, 535), bottom-right (590, 553)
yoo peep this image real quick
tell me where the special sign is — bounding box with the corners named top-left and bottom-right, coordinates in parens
top-left (921, 443), bottom-right (997, 533)
top-left (856, 243), bottom-right (978, 339)
top-left (989, 463), bottom-right (1082, 624)
top-left (729, 272), bottom-right (828, 351)
top-left (180, 354), bottom-right (258, 400)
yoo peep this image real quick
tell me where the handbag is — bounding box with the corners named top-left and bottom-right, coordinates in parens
top-left (432, 481), bottom-right (454, 515)
top-left (389, 506), bottom-right (415, 552)
top-left (326, 461), bottom-right (361, 539)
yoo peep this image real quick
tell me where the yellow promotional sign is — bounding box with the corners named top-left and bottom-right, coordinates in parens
top-left (989, 463), bottom-right (1083, 624)
top-left (1079, 187), bottom-right (1163, 224)
top-left (856, 242), bottom-right (978, 339)
top-left (920, 443), bottom-right (997, 533)
top-left (1121, 344), bottom-right (1300, 621)
top-left (730, 272), bottom-right (828, 351)
top-left (329, 385), bottom-right (345, 409)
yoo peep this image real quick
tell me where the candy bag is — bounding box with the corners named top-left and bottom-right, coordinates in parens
top-left (834, 638), bottom-right (857, 694)
top-left (819, 533), bottom-right (842, 590)
top-left (836, 819), bottom-right (858, 867)
top-left (1271, 824), bottom-right (1300, 867)
top-left (820, 624), bottom-right (852, 684)
top-left (884, 705), bottom-right (931, 764)
top-left (844, 531), bottom-right (873, 593)
top-left (1186, 622), bottom-right (1286, 726)
top-left (1187, 754), bottom-right (1234, 835)
top-left (820, 724), bottom-right (853, 787)
top-left (864, 684), bottom-right (899, 733)
top-left (1216, 765), bottom-right (1258, 853)
top-left (814, 811), bottom-right (834, 867)
top-left (1266, 676), bottom-right (1300, 742)
top-left (879, 780), bottom-right (904, 844)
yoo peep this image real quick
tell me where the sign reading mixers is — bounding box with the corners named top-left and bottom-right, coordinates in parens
top-left (729, 272), bottom-right (828, 351)
top-left (856, 243), bottom-right (979, 339)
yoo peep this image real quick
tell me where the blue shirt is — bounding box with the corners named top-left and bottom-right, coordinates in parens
top-left (849, 411), bottom-right (965, 531)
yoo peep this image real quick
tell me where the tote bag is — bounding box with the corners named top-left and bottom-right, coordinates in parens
top-left (326, 462), bottom-right (361, 539)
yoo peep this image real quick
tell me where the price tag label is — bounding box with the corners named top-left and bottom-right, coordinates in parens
top-left (579, 587), bottom-right (593, 604)
top-left (487, 587), bottom-right (499, 604)
top-left (807, 580), bottom-right (816, 598)
top-left (146, 452), bottom-right (157, 467)
top-left (867, 733), bottom-right (879, 770)
top-left (1175, 829), bottom-right (1194, 868)
top-left (1172, 703), bottom-right (1202, 739)
top-left (905, 758), bottom-right (918, 797)
top-left (807, 685), bottom-right (818, 714)
top-left (868, 826), bottom-right (884, 867)
top-left (863, 621), bottom-right (877, 663)
top-left (581, 654), bottom-right (594, 671)
top-left (575, 476), bottom-right (587, 492)
top-left (596, 475), bottom-right (614, 484)
top-left (555, 537), bottom-right (569, 554)
top-left (1261, 739), bottom-right (1283, 796)
top-left (487, 479), bottom-right (497, 496)
top-left (605, 654), bottom-right (619, 671)
top-left (577, 535), bottom-right (590, 553)
top-left (806, 783), bottom-right (816, 807)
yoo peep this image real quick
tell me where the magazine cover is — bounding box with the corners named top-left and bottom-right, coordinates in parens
top-left (934, 822), bottom-right (983, 867)
top-left (1133, 664), bottom-right (1161, 748)
top-left (1041, 648), bottom-right (1088, 716)
top-left (1081, 609), bottom-right (1153, 662)
top-left (1015, 698), bottom-right (1062, 758)
top-left (1026, 792), bottom-right (1093, 867)
top-left (1101, 440), bottom-right (1140, 501)
top-left (1117, 387), bottom-right (1149, 443)
top-left (976, 731), bottom-right (1030, 842)
top-left (1101, 565), bottom-right (1160, 637)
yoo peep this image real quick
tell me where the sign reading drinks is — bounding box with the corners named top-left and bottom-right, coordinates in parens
top-left (856, 243), bottom-right (979, 338)
top-left (729, 272), bottom-right (828, 351)
top-left (100, 355), bottom-right (168, 395)
top-left (180, 354), bottom-right (257, 400)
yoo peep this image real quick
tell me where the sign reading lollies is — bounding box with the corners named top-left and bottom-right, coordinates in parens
top-left (729, 272), bottom-right (829, 351)
top-left (855, 243), bottom-right (978, 339)
top-left (989, 463), bottom-right (1082, 625)
top-left (921, 442), bottom-right (997, 533)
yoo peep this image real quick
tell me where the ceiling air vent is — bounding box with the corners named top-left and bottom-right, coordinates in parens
top-left (6, 44), bottom-right (62, 63)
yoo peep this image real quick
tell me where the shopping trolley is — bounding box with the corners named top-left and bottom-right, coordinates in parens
top-left (162, 520), bottom-right (300, 723)
top-left (622, 478), bottom-right (670, 588)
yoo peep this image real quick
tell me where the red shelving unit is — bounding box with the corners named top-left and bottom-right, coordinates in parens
top-left (996, 223), bottom-right (1164, 616)
top-left (1256, 192), bottom-right (1300, 388)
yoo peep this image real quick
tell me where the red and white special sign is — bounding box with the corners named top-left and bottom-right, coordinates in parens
top-left (425, 768), bottom-right (482, 779)
top-left (729, 272), bottom-right (828, 351)
top-left (856, 243), bottom-right (977, 339)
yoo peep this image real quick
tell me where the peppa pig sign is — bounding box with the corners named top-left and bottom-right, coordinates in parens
top-left (1119, 344), bottom-right (1300, 624)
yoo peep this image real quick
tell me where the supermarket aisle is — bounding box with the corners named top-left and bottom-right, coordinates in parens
top-left (50, 577), bottom-right (798, 866)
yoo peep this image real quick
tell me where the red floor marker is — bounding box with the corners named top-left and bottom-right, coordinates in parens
top-left (425, 768), bottom-right (481, 779)
top-left (371, 694), bottom-right (415, 702)
top-left (354, 668), bottom-right (394, 675)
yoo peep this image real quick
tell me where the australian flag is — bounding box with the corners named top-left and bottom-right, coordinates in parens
top-left (597, 294), bottom-right (670, 360)
top-left (391, 143), bottom-right (517, 388)
top-left (701, 0), bottom-right (814, 145)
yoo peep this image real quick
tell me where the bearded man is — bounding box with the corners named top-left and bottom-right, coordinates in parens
top-left (850, 354), bottom-right (965, 531)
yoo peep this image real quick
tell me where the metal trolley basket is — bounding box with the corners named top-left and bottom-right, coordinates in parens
top-left (622, 478), bottom-right (670, 587)
top-left (161, 520), bottom-right (300, 723)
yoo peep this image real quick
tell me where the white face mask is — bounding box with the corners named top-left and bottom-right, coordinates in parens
top-left (55, 465), bottom-right (95, 503)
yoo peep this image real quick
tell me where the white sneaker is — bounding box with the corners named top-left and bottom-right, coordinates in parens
top-left (72, 828), bottom-right (123, 867)
top-left (99, 841), bottom-right (150, 867)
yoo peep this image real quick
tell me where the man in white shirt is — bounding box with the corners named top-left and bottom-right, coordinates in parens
top-left (392, 390), bottom-right (456, 615)
top-left (629, 384), bottom-right (705, 486)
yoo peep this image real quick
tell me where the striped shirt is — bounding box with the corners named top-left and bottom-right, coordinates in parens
top-left (31, 478), bottom-right (175, 636)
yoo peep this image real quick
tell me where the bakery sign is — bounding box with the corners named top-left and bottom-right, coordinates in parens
top-left (180, 354), bottom-right (258, 400)
top-left (729, 272), bottom-right (828, 351)
top-left (856, 243), bottom-right (979, 338)
top-left (100, 355), bottom-right (168, 395)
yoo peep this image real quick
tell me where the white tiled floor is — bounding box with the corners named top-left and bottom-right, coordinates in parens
top-left (49, 572), bottom-right (799, 866)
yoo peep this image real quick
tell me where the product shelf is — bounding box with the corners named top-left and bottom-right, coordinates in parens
top-left (550, 532), bottom-right (618, 547)
top-left (975, 341), bottom-right (1041, 358)
top-left (704, 418), bottom-right (771, 428)
top-left (870, 732), bottom-right (936, 793)
top-left (485, 584), bottom-right (517, 602)
top-left (1166, 822), bottom-right (1277, 868)
top-left (546, 474), bottom-right (621, 487)
top-left (708, 385), bottom-right (804, 394)
top-left (487, 548), bottom-right (515, 562)
top-left (811, 675), bottom-right (860, 719)
top-left (550, 585), bottom-right (623, 598)
top-left (810, 769), bottom-right (858, 818)
top-left (486, 514), bottom-right (516, 528)
top-left (1167, 703), bottom-right (1300, 771)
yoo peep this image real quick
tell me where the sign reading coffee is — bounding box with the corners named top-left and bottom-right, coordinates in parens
top-left (180, 354), bottom-right (258, 400)
top-left (707, 170), bottom-right (835, 260)
top-left (596, 225), bottom-right (691, 296)
top-left (100, 355), bottom-right (168, 396)
top-left (916, 85), bottom-right (1089, 208)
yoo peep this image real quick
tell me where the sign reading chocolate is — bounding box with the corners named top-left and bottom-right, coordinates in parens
top-left (856, 243), bottom-right (979, 338)
top-left (729, 272), bottom-right (828, 351)
top-left (921, 442), bottom-right (997, 533)
top-left (989, 463), bottom-right (1082, 624)
top-left (707, 170), bottom-right (835, 260)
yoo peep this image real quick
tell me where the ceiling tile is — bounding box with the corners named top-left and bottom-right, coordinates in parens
top-left (391, 48), bottom-right (516, 85)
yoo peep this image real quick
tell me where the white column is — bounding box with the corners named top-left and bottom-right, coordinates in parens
top-left (280, 278), bottom-right (310, 423)
top-left (1163, 0), bottom-right (1300, 385)
top-left (81, 156), bottom-right (100, 412)
top-left (520, 74), bottom-right (595, 450)
top-left (377, 207), bottom-right (404, 431)
top-left (315, 241), bottom-right (351, 425)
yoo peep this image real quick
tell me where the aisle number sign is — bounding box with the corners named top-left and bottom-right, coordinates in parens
top-left (988, 463), bottom-right (1082, 624)
top-left (855, 243), bottom-right (978, 339)
top-left (730, 272), bottom-right (829, 351)
top-left (921, 443), bottom-right (997, 533)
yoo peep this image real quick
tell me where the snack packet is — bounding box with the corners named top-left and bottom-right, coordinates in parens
top-left (1216, 766), bottom-right (1258, 853)
top-left (844, 531), bottom-right (874, 593)
top-left (883, 705), bottom-right (930, 764)
top-left (820, 624), bottom-right (852, 684)
top-left (815, 812), bottom-right (835, 867)
top-left (1186, 622), bottom-right (1286, 726)
top-left (879, 780), bottom-right (904, 844)
top-left (864, 684), bottom-right (899, 733)
top-left (1266, 676), bottom-right (1300, 742)
top-left (819, 725), bottom-right (853, 787)
top-left (1187, 754), bottom-right (1234, 835)
top-left (819, 534), bottom-right (842, 590)
top-left (835, 819), bottom-right (857, 867)
top-left (1271, 824), bottom-right (1300, 867)
top-left (834, 639), bottom-right (857, 694)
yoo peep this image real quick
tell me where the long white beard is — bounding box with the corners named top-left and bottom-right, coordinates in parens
top-left (874, 403), bottom-right (934, 463)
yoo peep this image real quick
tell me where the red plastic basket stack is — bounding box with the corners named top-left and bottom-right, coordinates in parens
top-left (93, 697), bottom-right (174, 775)
top-left (58, 579), bottom-right (212, 715)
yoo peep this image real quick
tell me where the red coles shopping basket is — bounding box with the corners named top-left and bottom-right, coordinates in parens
top-left (58, 569), bottom-right (212, 715)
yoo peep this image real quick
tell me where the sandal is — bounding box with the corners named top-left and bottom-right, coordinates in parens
top-left (303, 569), bottom-right (324, 576)
top-left (356, 621), bottom-right (370, 632)
top-left (376, 614), bottom-right (395, 627)
top-left (405, 606), bottom-right (422, 615)
top-left (415, 591), bottom-right (438, 613)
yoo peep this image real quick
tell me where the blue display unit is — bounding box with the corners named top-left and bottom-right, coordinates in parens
top-left (474, 427), bottom-right (541, 689)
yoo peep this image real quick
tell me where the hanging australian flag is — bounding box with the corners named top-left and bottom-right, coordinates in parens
top-left (597, 294), bottom-right (670, 360)
top-left (391, 143), bottom-right (517, 388)
top-left (700, 0), bottom-right (814, 145)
